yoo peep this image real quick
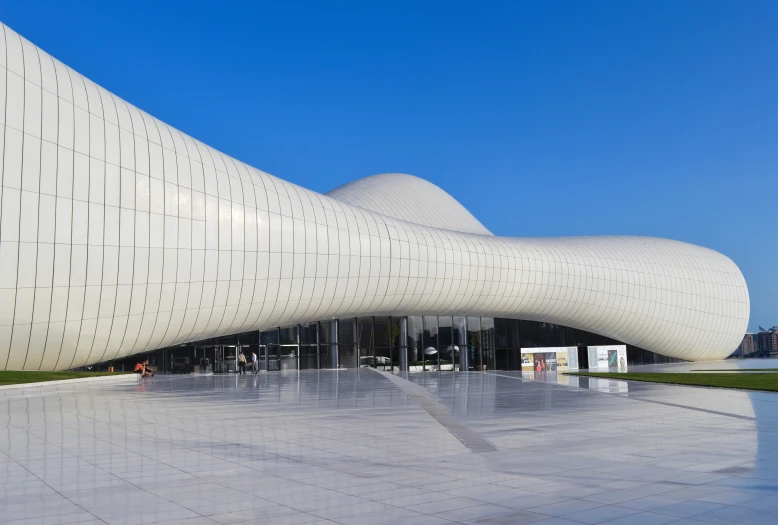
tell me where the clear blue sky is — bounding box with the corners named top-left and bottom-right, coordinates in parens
top-left (2, 1), bottom-right (776, 332)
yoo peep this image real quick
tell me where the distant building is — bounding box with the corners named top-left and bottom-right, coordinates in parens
top-left (757, 328), bottom-right (778, 356)
top-left (736, 333), bottom-right (756, 357)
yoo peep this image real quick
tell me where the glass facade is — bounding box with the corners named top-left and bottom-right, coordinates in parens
top-left (108, 316), bottom-right (682, 373)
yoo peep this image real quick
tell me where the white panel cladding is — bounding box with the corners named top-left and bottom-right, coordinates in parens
top-left (0, 22), bottom-right (750, 369)
top-left (327, 173), bottom-right (494, 236)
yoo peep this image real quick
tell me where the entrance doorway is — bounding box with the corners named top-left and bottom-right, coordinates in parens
top-left (213, 345), bottom-right (237, 373)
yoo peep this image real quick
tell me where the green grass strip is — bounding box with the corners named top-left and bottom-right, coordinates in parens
top-left (0, 371), bottom-right (130, 386)
top-left (690, 368), bottom-right (778, 372)
top-left (565, 372), bottom-right (778, 392)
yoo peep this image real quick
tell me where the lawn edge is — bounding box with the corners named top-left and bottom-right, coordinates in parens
top-left (563, 372), bottom-right (778, 393)
top-left (0, 373), bottom-right (137, 390)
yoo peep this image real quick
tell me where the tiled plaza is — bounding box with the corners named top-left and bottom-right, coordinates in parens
top-left (0, 369), bottom-right (776, 525)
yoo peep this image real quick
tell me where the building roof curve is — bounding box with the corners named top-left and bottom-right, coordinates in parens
top-left (327, 173), bottom-right (493, 236)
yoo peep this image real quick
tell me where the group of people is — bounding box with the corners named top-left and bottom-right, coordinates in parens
top-left (237, 351), bottom-right (258, 374)
top-left (135, 351), bottom-right (259, 377)
top-left (134, 359), bottom-right (154, 377)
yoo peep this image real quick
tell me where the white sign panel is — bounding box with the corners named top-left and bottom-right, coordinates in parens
top-left (567, 347), bottom-right (579, 371)
top-left (588, 345), bottom-right (627, 370)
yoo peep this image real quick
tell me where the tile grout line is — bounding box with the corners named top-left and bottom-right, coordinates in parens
top-left (374, 369), bottom-right (497, 453)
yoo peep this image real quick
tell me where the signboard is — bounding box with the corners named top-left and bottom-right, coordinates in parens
top-left (567, 347), bottom-right (579, 371)
top-left (588, 345), bottom-right (627, 370)
top-left (520, 352), bottom-right (534, 371)
top-left (520, 347), bottom-right (577, 372)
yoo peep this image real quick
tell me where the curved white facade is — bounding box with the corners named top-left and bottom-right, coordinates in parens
top-left (327, 173), bottom-right (493, 236)
top-left (0, 23), bottom-right (749, 370)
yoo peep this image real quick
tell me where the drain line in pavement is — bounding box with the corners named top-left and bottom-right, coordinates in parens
top-left (372, 369), bottom-right (497, 453)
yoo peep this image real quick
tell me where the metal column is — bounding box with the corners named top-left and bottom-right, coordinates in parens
top-left (332, 319), bottom-right (339, 369)
top-left (399, 317), bottom-right (408, 372)
top-left (315, 322), bottom-right (321, 370)
top-left (296, 324), bottom-right (301, 370)
top-left (458, 317), bottom-right (468, 372)
top-left (353, 318), bottom-right (359, 368)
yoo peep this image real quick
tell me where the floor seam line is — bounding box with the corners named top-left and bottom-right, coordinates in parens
top-left (372, 369), bottom-right (498, 453)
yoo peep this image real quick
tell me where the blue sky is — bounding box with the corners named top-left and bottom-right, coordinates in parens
top-left (2, 1), bottom-right (776, 331)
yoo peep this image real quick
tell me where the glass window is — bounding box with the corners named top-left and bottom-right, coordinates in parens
top-left (453, 316), bottom-right (467, 371)
top-left (506, 319), bottom-right (519, 349)
top-left (538, 322), bottom-right (561, 347)
top-left (436, 316), bottom-right (453, 370)
top-left (495, 318), bottom-right (508, 348)
top-left (240, 331), bottom-right (258, 345)
top-left (279, 326), bottom-right (297, 345)
top-left (300, 323), bottom-right (317, 344)
top-left (390, 317), bottom-right (402, 371)
top-left (423, 316), bottom-right (439, 370)
top-left (438, 316), bottom-right (452, 346)
top-left (407, 316), bottom-right (423, 368)
top-left (319, 320), bottom-right (336, 344)
top-left (453, 316), bottom-right (466, 346)
top-left (168, 347), bottom-right (193, 375)
top-left (373, 317), bottom-right (391, 348)
top-left (495, 348), bottom-right (509, 371)
top-left (319, 344), bottom-right (333, 368)
top-left (358, 317), bottom-right (373, 367)
top-left (358, 317), bottom-right (373, 356)
top-left (423, 316), bottom-right (438, 349)
top-left (373, 346), bottom-right (392, 370)
top-left (260, 329), bottom-right (278, 345)
top-left (299, 345), bottom-right (317, 369)
top-left (339, 318), bottom-right (355, 344)
top-left (371, 317), bottom-right (392, 370)
top-left (339, 344), bottom-right (357, 369)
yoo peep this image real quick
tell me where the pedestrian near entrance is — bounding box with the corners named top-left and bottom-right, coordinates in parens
top-left (238, 352), bottom-right (247, 374)
top-left (251, 351), bottom-right (258, 374)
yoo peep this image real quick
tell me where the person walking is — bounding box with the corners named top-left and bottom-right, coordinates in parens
top-left (251, 351), bottom-right (258, 374)
top-left (238, 352), bottom-right (247, 374)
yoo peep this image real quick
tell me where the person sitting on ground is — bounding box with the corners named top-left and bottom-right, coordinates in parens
top-left (134, 359), bottom-right (154, 378)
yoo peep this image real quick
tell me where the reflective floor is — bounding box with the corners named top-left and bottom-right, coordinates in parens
top-left (0, 369), bottom-right (776, 525)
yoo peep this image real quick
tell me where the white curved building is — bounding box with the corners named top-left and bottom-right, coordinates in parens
top-left (327, 173), bottom-right (494, 236)
top-left (0, 23), bottom-right (749, 370)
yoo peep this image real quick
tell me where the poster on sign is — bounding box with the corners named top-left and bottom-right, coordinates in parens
top-left (587, 345), bottom-right (627, 370)
top-left (533, 353), bottom-right (547, 372)
top-left (520, 347), bottom-right (577, 372)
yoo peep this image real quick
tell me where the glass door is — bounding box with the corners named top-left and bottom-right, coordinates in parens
top-left (223, 345), bottom-right (237, 373)
top-left (213, 345), bottom-right (238, 373)
top-left (268, 345), bottom-right (280, 371)
top-left (193, 346), bottom-right (213, 373)
top-left (213, 346), bottom-right (224, 373)
top-left (258, 344), bottom-right (268, 372)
